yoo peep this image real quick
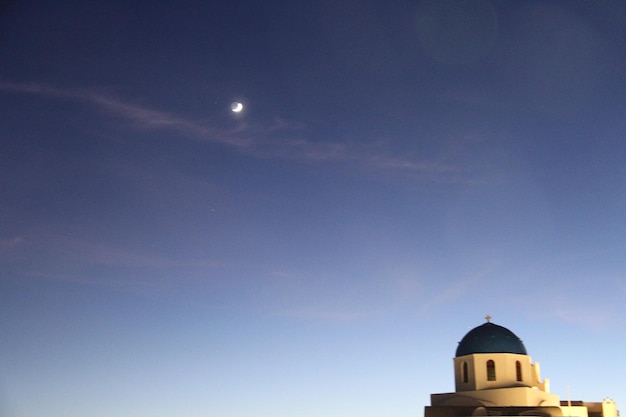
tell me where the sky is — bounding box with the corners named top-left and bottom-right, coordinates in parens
top-left (1, 1), bottom-right (626, 416)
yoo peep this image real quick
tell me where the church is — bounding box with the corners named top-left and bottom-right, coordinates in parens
top-left (425, 317), bottom-right (618, 417)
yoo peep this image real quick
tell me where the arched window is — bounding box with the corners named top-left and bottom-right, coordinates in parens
top-left (462, 361), bottom-right (469, 383)
top-left (516, 361), bottom-right (522, 381)
top-left (486, 360), bottom-right (496, 381)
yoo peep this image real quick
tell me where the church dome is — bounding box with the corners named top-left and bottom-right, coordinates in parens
top-left (455, 321), bottom-right (527, 357)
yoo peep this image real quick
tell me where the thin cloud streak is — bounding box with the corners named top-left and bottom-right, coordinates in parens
top-left (0, 236), bottom-right (25, 248)
top-left (551, 301), bottom-right (615, 332)
top-left (8, 231), bottom-right (224, 285)
top-left (0, 81), bottom-right (250, 148)
top-left (418, 260), bottom-right (501, 315)
top-left (272, 305), bottom-right (381, 323)
top-left (0, 81), bottom-right (463, 178)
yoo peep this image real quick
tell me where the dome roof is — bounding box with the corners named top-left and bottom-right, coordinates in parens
top-left (455, 322), bottom-right (527, 357)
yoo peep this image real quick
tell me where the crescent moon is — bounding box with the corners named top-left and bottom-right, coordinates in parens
top-left (231, 102), bottom-right (243, 113)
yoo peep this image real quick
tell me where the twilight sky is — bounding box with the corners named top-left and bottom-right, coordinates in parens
top-left (1, 1), bottom-right (626, 416)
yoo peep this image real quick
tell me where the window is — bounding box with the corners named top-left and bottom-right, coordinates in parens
top-left (486, 360), bottom-right (496, 381)
top-left (516, 361), bottom-right (522, 381)
top-left (462, 361), bottom-right (469, 383)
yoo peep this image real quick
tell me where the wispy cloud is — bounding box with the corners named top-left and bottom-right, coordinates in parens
top-left (261, 265), bottom-right (429, 323)
top-left (418, 260), bottom-right (501, 315)
top-left (551, 300), bottom-right (615, 332)
top-left (0, 236), bottom-right (25, 248)
top-left (522, 284), bottom-right (619, 333)
top-left (7, 231), bottom-right (223, 291)
top-left (0, 81), bottom-right (250, 147)
top-left (272, 305), bottom-right (379, 322)
top-left (0, 80), bottom-right (465, 178)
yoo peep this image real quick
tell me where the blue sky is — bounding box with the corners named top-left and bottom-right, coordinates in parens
top-left (1, 1), bottom-right (625, 416)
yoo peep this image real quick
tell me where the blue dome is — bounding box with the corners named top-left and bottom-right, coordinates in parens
top-left (455, 322), bottom-right (527, 357)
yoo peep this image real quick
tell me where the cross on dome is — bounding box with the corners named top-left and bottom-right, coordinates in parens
top-left (485, 315), bottom-right (492, 323)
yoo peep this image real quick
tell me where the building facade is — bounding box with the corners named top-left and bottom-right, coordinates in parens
top-left (425, 318), bottom-right (618, 417)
